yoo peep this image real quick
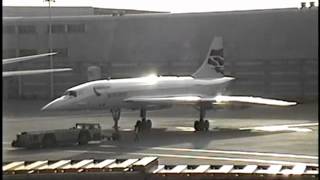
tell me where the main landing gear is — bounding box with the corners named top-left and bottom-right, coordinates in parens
top-left (111, 108), bottom-right (121, 140)
top-left (110, 108), bottom-right (153, 141)
top-left (194, 104), bottom-right (210, 132)
top-left (134, 108), bottom-right (152, 133)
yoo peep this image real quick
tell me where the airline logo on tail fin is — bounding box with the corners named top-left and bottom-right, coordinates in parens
top-left (207, 47), bottom-right (224, 75)
top-left (192, 36), bottom-right (225, 79)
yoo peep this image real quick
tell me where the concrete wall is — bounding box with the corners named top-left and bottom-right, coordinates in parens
top-left (3, 6), bottom-right (166, 17)
top-left (3, 8), bottom-right (318, 102)
top-left (3, 6), bottom-right (94, 17)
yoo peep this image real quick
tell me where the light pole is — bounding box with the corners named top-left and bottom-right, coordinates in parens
top-left (45, 0), bottom-right (55, 98)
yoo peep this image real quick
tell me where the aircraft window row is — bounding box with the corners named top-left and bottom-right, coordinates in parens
top-left (94, 86), bottom-right (110, 90)
top-left (107, 92), bottom-right (127, 98)
top-left (64, 90), bottom-right (77, 97)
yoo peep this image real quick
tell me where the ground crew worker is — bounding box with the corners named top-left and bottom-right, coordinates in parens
top-left (134, 121), bottom-right (141, 141)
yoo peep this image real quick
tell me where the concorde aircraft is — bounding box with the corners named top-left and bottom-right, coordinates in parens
top-left (42, 37), bottom-right (296, 139)
top-left (3, 52), bottom-right (72, 77)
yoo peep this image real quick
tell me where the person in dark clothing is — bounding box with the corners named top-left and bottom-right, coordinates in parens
top-left (134, 121), bottom-right (141, 141)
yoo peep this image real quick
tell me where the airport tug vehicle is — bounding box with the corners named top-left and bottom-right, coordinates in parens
top-left (11, 123), bottom-right (103, 148)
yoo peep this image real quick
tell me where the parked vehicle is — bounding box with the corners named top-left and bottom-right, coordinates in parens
top-left (11, 123), bottom-right (103, 148)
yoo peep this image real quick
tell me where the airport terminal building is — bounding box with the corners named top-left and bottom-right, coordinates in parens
top-left (2, 6), bottom-right (318, 103)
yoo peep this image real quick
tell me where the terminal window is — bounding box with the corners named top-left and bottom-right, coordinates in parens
top-left (47, 24), bottom-right (66, 33)
top-left (18, 25), bottom-right (36, 34)
top-left (19, 49), bottom-right (38, 56)
top-left (3, 25), bottom-right (16, 34)
top-left (67, 24), bottom-right (85, 33)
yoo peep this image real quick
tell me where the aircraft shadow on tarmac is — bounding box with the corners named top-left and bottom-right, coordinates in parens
top-left (100, 127), bottom-right (290, 149)
top-left (6, 127), bottom-right (290, 155)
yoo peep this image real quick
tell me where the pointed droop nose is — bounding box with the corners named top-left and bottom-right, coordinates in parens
top-left (41, 97), bottom-right (64, 111)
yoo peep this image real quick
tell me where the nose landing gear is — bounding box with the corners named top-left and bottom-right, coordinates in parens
top-left (111, 108), bottom-right (121, 140)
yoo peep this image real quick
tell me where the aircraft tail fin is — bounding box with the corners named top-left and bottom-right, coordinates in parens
top-left (192, 37), bottom-right (224, 79)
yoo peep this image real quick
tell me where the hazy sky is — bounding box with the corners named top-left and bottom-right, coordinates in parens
top-left (3, 0), bottom-right (318, 13)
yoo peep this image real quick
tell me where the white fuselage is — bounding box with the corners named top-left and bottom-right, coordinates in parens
top-left (42, 75), bottom-right (234, 111)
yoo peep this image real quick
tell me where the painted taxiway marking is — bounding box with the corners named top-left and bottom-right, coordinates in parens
top-left (147, 147), bottom-right (318, 160)
top-left (175, 127), bottom-right (195, 131)
top-left (99, 145), bottom-right (317, 160)
top-left (65, 149), bottom-right (317, 166)
top-left (240, 123), bottom-right (318, 132)
top-left (66, 150), bottom-right (114, 154)
top-left (129, 152), bottom-right (318, 166)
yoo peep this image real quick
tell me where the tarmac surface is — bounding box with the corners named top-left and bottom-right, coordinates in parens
top-left (2, 100), bottom-right (318, 166)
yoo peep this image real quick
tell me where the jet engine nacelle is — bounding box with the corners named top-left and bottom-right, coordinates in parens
top-left (194, 103), bottom-right (250, 111)
top-left (211, 103), bottom-right (250, 111)
top-left (131, 104), bottom-right (172, 111)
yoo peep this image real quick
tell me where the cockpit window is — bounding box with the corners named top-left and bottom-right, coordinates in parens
top-left (63, 90), bottom-right (77, 97)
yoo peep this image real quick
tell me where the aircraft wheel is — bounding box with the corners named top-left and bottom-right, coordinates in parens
top-left (11, 140), bottom-right (17, 147)
top-left (204, 120), bottom-right (209, 131)
top-left (78, 132), bottom-right (90, 145)
top-left (194, 120), bottom-right (200, 132)
top-left (141, 119), bottom-right (147, 132)
top-left (146, 119), bottom-right (152, 131)
top-left (199, 120), bottom-right (206, 131)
